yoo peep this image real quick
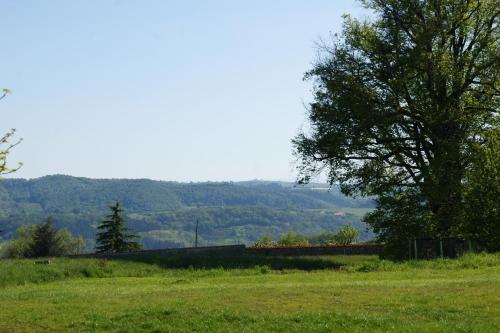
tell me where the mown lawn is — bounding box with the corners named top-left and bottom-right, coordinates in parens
top-left (0, 253), bottom-right (499, 332)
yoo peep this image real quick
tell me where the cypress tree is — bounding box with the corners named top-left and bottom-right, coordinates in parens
top-left (31, 218), bottom-right (59, 257)
top-left (95, 202), bottom-right (141, 253)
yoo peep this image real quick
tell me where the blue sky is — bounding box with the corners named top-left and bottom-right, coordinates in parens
top-left (1, 0), bottom-right (367, 181)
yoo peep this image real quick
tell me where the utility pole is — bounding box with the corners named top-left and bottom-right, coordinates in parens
top-left (195, 219), bottom-right (199, 248)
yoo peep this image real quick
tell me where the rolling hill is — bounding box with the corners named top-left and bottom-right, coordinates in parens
top-left (0, 175), bottom-right (374, 250)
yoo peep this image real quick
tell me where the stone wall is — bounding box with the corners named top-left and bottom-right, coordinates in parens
top-left (245, 244), bottom-right (384, 256)
top-left (71, 245), bottom-right (246, 258)
top-left (71, 244), bottom-right (384, 259)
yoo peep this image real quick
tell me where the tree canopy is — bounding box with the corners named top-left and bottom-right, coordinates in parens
top-left (294, 0), bottom-right (499, 253)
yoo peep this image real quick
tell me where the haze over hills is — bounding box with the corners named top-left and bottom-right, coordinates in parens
top-left (0, 175), bottom-right (374, 250)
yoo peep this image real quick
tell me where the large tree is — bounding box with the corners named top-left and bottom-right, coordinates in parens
top-left (293, 0), bottom-right (499, 245)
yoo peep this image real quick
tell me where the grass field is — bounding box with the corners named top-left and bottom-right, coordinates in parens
top-left (0, 253), bottom-right (499, 332)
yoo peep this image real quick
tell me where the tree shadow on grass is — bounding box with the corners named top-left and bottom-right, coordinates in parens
top-left (109, 253), bottom-right (344, 271)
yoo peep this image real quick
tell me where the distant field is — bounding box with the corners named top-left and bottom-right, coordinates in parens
top-left (0, 253), bottom-right (499, 332)
top-left (336, 207), bottom-right (374, 217)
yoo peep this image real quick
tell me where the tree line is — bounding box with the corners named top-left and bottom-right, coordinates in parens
top-left (1, 202), bottom-right (141, 258)
top-left (2, 204), bottom-right (363, 257)
top-left (254, 225), bottom-right (361, 247)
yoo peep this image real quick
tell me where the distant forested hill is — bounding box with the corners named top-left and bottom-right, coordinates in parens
top-left (0, 175), bottom-right (373, 250)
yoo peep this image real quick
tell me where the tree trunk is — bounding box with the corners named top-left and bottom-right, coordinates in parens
top-left (425, 125), bottom-right (465, 237)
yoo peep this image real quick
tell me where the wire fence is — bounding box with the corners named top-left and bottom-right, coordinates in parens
top-left (408, 238), bottom-right (474, 260)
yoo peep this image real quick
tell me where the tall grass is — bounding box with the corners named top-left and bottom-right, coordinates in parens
top-left (355, 252), bottom-right (500, 272)
top-left (0, 252), bottom-right (498, 288)
top-left (0, 258), bottom-right (166, 288)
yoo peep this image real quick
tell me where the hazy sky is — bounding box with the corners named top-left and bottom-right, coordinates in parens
top-left (2, 0), bottom-right (367, 182)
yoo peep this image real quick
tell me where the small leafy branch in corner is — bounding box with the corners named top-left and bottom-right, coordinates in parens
top-left (0, 88), bottom-right (23, 176)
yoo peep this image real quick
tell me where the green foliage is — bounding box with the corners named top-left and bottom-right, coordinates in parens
top-left (331, 224), bottom-right (360, 245)
top-left (0, 129), bottom-right (22, 178)
top-left (56, 228), bottom-right (85, 255)
top-left (0, 257), bottom-right (166, 288)
top-left (364, 190), bottom-right (435, 259)
top-left (307, 232), bottom-right (337, 245)
top-left (255, 226), bottom-right (361, 247)
top-left (277, 232), bottom-right (309, 246)
top-left (308, 225), bottom-right (361, 245)
top-left (253, 235), bottom-right (275, 247)
top-left (96, 202), bottom-right (142, 253)
top-left (0, 176), bottom-right (373, 249)
top-left (1, 224), bottom-right (36, 258)
top-left (356, 252), bottom-right (500, 273)
top-left (0, 252), bottom-right (498, 288)
top-left (462, 130), bottom-right (500, 251)
top-left (0, 176), bottom-right (372, 216)
top-left (31, 219), bottom-right (59, 257)
top-left (1, 220), bottom-right (84, 258)
top-left (0, 89), bottom-right (22, 179)
top-left (0, 254), bottom-right (369, 288)
top-left (293, 0), bottom-right (499, 252)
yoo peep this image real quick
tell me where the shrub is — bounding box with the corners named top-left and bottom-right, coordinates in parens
top-left (254, 236), bottom-right (275, 247)
top-left (257, 265), bottom-right (271, 274)
top-left (277, 232), bottom-right (309, 246)
top-left (308, 232), bottom-right (337, 245)
top-left (2, 220), bottom-right (84, 258)
top-left (332, 225), bottom-right (359, 245)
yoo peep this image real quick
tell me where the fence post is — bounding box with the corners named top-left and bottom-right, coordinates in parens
top-left (439, 239), bottom-right (443, 259)
top-left (408, 239), bottom-right (412, 260)
top-left (413, 239), bottom-right (418, 260)
top-left (195, 219), bottom-right (199, 248)
top-left (468, 240), bottom-right (473, 253)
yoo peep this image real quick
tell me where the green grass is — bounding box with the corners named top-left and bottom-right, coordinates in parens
top-left (0, 253), bottom-right (499, 332)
